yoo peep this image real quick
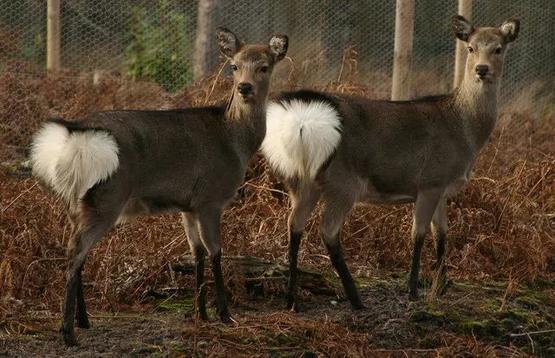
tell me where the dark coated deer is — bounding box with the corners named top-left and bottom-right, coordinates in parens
top-left (261, 16), bottom-right (519, 310)
top-left (30, 28), bottom-right (288, 346)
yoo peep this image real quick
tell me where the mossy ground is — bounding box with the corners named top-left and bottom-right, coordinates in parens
top-left (2, 273), bottom-right (553, 357)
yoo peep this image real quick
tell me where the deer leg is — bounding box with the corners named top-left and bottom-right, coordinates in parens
top-left (408, 189), bottom-right (443, 301)
top-left (432, 198), bottom-right (448, 268)
top-left (61, 217), bottom-right (115, 346)
top-left (431, 198), bottom-right (449, 296)
top-left (75, 265), bottom-right (90, 328)
top-left (182, 212), bottom-right (208, 320)
top-left (285, 185), bottom-right (320, 311)
top-left (197, 206), bottom-right (230, 323)
top-left (320, 193), bottom-right (364, 309)
top-left (66, 215), bottom-right (90, 329)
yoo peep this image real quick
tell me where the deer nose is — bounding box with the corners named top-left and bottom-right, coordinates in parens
top-left (238, 82), bottom-right (253, 95)
top-left (475, 65), bottom-right (489, 77)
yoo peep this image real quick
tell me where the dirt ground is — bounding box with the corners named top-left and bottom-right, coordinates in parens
top-left (1, 273), bottom-right (553, 357)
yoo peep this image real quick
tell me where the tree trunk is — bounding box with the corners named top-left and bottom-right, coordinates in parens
top-left (193, 0), bottom-right (220, 80)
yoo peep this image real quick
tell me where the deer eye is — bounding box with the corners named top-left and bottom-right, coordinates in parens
top-left (230, 64), bottom-right (238, 71)
top-left (494, 47), bottom-right (502, 54)
top-left (468, 47), bottom-right (474, 53)
top-left (259, 66), bottom-right (269, 73)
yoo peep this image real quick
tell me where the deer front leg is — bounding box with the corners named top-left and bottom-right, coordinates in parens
top-left (197, 206), bottom-right (231, 323)
top-left (182, 212), bottom-right (208, 320)
top-left (408, 189), bottom-right (443, 301)
top-left (431, 198), bottom-right (449, 297)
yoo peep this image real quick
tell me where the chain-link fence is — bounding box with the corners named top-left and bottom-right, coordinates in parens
top-left (0, 0), bottom-right (553, 148)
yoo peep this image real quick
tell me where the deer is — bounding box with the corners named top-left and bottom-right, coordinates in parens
top-left (30, 28), bottom-right (288, 346)
top-left (261, 16), bottom-right (519, 310)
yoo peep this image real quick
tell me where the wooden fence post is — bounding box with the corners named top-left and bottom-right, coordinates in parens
top-left (391, 0), bottom-right (415, 100)
top-left (47, 0), bottom-right (61, 73)
top-left (453, 0), bottom-right (472, 88)
top-left (193, 0), bottom-right (220, 80)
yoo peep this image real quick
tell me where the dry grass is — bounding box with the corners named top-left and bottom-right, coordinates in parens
top-left (0, 63), bottom-right (553, 354)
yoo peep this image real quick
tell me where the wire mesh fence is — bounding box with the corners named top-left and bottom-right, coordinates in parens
top-left (0, 0), bottom-right (553, 148)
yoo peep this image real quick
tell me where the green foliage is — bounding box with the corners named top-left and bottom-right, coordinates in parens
top-left (4, 16), bottom-right (46, 66)
top-left (18, 30), bottom-right (46, 65)
top-left (124, 0), bottom-right (191, 92)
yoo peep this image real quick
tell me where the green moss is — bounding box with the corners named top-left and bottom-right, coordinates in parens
top-left (410, 309), bottom-right (447, 325)
top-left (170, 342), bottom-right (186, 354)
top-left (419, 335), bottom-right (442, 348)
top-left (545, 347), bottom-right (555, 356)
top-left (319, 272), bottom-right (342, 289)
top-left (206, 307), bottom-right (217, 319)
top-left (354, 276), bottom-right (374, 288)
top-left (275, 332), bottom-right (300, 345)
top-left (526, 278), bottom-right (555, 290)
top-left (515, 295), bottom-right (543, 309)
top-left (451, 281), bottom-right (475, 290)
top-left (238, 329), bottom-right (306, 355)
top-left (156, 297), bottom-right (194, 314)
top-left (130, 344), bottom-right (162, 355)
top-left (458, 319), bottom-right (501, 337)
top-left (497, 308), bottom-right (531, 324)
top-left (518, 288), bottom-right (551, 306)
top-left (467, 297), bottom-right (502, 313)
top-left (356, 275), bottom-right (407, 290)
top-left (240, 336), bottom-right (258, 345)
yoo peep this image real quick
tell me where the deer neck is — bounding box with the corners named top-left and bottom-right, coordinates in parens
top-left (453, 74), bottom-right (499, 151)
top-left (225, 91), bottom-right (267, 165)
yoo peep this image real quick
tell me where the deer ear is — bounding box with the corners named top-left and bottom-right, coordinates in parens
top-left (452, 15), bottom-right (474, 42)
top-left (500, 18), bottom-right (520, 43)
top-left (216, 27), bottom-right (242, 58)
top-left (269, 34), bottom-right (288, 62)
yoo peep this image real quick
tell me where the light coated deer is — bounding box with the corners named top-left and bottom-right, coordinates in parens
top-left (30, 28), bottom-right (288, 346)
top-left (261, 16), bottom-right (519, 309)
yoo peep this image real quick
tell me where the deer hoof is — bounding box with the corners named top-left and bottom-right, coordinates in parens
top-left (76, 315), bottom-right (90, 329)
top-left (351, 300), bottom-right (366, 310)
top-left (408, 291), bottom-right (420, 301)
top-left (61, 326), bottom-right (78, 347)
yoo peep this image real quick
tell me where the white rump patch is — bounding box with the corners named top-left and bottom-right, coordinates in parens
top-left (30, 122), bottom-right (119, 211)
top-left (262, 100), bottom-right (342, 180)
top-left (30, 122), bottom-right (69, 189)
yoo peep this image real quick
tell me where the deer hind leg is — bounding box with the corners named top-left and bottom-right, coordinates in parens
top-left (320, 191), bottom-right (364, 309)
top-left (75, 264), bottom-right (89, 329)
top-left (196, 206), bottom-right (230, 323)
top-left (182, 212), bottom-right (208, 320)
top-left (61, 210), bottom-right (119, 346)
top-left (285, 183), bottom-right (320, 311)
top-left (430, 197), bottom-right (449, 296)
top-left (408, 188), bottom-right (443, 301)
top-left (66, 212), bottom-right (89, 329)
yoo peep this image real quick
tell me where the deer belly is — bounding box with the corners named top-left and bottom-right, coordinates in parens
top-left (445, 176), bottom-right (469, 198)
top-left (116, 198), bottom-right (149, 225)
top-left (360, 182), bottom-right (416, 204)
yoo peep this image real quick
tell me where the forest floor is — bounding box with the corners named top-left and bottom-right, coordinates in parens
top-left (1, 272), bottom-right (554, 357)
